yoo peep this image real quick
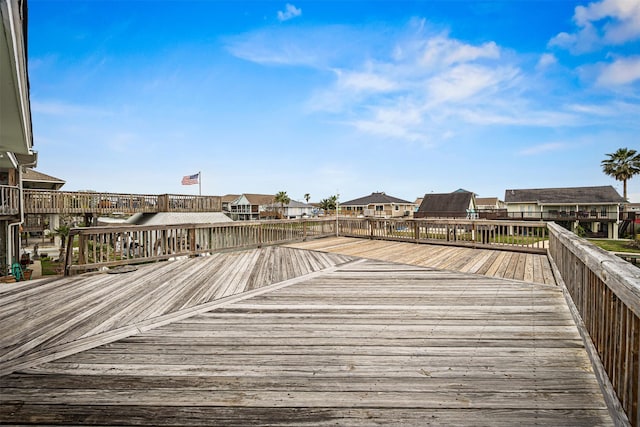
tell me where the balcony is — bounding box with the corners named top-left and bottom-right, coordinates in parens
top-left (0, 185), bottom-right (20, 216)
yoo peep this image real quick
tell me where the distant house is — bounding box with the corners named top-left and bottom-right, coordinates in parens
top-left (415, 191), bottom-right (477, 219)
top-left (476, 197), bottom-right (505, 210)
top-left (227, 194), bottom-right (275, 221)
top-left (22, 169), bottom-right (66, 191)
top-left (280, 200), bottom-right (315, 219)
top-left (21, 169), bottom-right (66, 242)
top-left (221, 194), bottom-right (240, 214)
top-left (475, 197), bottom-right (507, 219)
top-left (504, 186), bottom-right (626, 238)
top-left (341, 192), bottom-right (415, 218)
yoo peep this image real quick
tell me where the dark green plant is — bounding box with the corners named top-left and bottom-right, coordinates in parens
top-left (601, 148), bottom-right (640, 202)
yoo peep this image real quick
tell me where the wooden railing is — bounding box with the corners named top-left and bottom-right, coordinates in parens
top-left (548, 222), bottom-right (639, 426)
top-left (338, 218), bottom-right (549, 253)
top-left (0, 185), bottom-right (20, 216)
top-left (64, 219), bottom-right (337, 274)
top-left (23, 190), bottom-right (221, 214)
top-left (64, 218), bottom-right (549, 274)
top-left (60, 216), bottom-right (640, 424)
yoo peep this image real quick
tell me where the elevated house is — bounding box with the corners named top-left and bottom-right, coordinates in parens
top-left (226, 194), bottom-right (275, 221)
top-left (415, 191), bottom-right (477, 219)
top-left (279, 200), bottom-right (314, 219)
top-left (476, 197), bottom-right (505, 210)
top-left (476, 197), bottom-right (507, 219)
top-left (504, 186), bottom-right (626, 238)
top-left (1, 0), bottom-right (38, 270)
top-left (341, 192), bottom-right (415, 218)
top-left (21, 169), bottom-right (65, 240)
top-left (220, 194), bottom-right (240, 213)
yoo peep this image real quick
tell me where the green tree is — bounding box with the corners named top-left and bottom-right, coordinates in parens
top-left (601, 148), bottom-right (640, 202)
top-left (319, 195), bottom-right (338, 212)
top-left (274, 191), bottom-right (291, 219)
top-left (53, 224), bottom-right (71, 249)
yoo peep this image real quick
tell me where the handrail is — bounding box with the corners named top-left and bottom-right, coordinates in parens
top-left (339, 217), bottom-right (549, 254)
top-left (548, 222), bottom-right (639, 426)
top-left (23, 190), bottom-right (222, 214)
top-left (0, 185), bottom-right (20, 216)
top-left (64, 219), bottom-right (337, 274)
top-left (64, 218), bottom-right (550, 274)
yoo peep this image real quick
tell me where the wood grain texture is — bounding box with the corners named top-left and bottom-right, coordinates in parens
top-left (0, 251), bottom-right (611, 425)
top-left (286, 237), bottom-right (557, 285)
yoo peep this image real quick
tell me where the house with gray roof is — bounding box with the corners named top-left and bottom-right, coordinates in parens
top-left (504, 186), bottom-right (626, 238)
top-left (226, 194), bottom-right (277, 221)
top-left (341, 192), bottom-right (415, 218)
top-left (280, 200), bottom-right (315, 219)
top-left (22, 169), bottom-right (66, 190)
top-left (414, 191), bottom-right (477, 219)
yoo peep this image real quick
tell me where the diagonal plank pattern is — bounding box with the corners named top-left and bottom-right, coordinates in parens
top-left (0, 247), bottom-right (353, 375)
top-left (0, 252), bottom-right (611, 425)
top-left (286, 237), bottom-right (557, 285)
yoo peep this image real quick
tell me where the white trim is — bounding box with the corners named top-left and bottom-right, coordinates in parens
top-left (5, 0), bottom-right (32, 150)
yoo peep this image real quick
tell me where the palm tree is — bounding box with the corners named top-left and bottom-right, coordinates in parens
top-left (319, 195), bottom-right (338, 213)
top-left (53, 224), bottom-right (71, 249)
top-left (274, 191), bottom-right (291, 219)
top-left (601, 148), bottom-right (640, 202)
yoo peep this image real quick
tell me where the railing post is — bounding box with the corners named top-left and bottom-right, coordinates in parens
top-left (303, 220), bottom-right (307, 241)
top-left (188, 228), bottom-right (196, 256)
top-left (77, 234), bottom-right (87, 266)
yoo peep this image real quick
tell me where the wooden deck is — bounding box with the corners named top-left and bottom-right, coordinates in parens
top-left (287, 237), bottom-right (557, 285)
top-left (0, 244), bottom-right (611, 425)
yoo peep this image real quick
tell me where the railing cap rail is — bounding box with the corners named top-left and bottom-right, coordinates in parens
top-left (548, 222), bottom-right (640, 317)
top-left (68, 218), bottom-right (335, 235)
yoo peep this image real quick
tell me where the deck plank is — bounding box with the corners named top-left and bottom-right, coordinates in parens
top-left (287, 238), bottom-right (555, 285)
top-left (0, 244), bottom-right (608, 425)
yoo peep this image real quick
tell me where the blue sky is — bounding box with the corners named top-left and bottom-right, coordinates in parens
top-left (27, 0), bottom-right (640, 203)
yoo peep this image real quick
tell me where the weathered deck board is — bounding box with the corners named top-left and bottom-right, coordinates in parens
top-left (0, 254), bottom-right (611, 425)
top-left (0, 247), bottom-right (353, 374)
top-left (286, 237), bottom-right (556, 285)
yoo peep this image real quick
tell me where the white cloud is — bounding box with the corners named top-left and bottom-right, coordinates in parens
top-left (536, 53), bottom-right (558, 70)
top-left (277, 4), bottom-right (302, 22)
top-left (335, 69), bottom-right (398, 93)
top-left (229, 18), bottom-right (637, 146)
top-left (426, 64), bottom-right (519, 105)
top-left (420, 37), bottom-right (500, 67)
top-left (596, 56), bottom-right (640, 85)
top-left (518, 143), bottom-right (566, 156)
top-left (549, 0), bottom-right (640, 53)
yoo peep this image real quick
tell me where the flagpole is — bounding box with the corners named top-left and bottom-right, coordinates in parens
top-left (198, 171), bottom-right (201, 196)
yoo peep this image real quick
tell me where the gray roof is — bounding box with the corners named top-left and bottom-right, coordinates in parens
top-left (504, 186), bottom-right (625, 204)
top-left (284, 200), bottom-right (313, 208)
top-left (126, 212), bottom-right (233, 226)
top-left (342, 192), bottom-right (412, 206)
top-left (22, 168), bottom-right (66, 190)
top-left (417, 192), bottom-right (474, 214)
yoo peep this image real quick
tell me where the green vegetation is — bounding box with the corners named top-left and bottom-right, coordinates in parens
top-left (588, 239), bottom-right (640, 254)
top-left (601, 148), bottom-right (640, 201)
top-left (39, 256), bottom-right (62, 276)
top-left (491, 235), bottom-right (547, 245)
top-left (274, 191), bottom-right (291, 218)
top-left (319, 195), bottom-right (338, 212)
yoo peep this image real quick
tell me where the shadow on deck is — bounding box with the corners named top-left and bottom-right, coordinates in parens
top-left (0, 243), bottom-right (611, 425)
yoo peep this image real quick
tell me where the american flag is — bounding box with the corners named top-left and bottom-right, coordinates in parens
top-left (181, 173), bottom-right (199, 185)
